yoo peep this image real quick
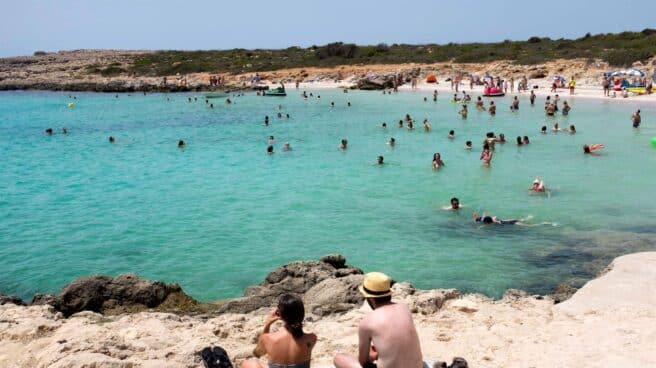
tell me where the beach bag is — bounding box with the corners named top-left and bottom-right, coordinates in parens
top-left (200, 346), bottom-right (233, 368)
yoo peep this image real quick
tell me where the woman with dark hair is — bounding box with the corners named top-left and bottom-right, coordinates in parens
top-left (241, 294), bottom-right (317, 368)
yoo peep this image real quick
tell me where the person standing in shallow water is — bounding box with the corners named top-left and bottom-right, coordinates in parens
top-left (632, 109), bottom-right (641, 128)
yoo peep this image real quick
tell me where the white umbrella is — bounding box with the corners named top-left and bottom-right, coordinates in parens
top-left (624, 69), bottom-right (645, 77)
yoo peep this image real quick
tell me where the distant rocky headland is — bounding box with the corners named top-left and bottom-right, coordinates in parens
top-left (1, 46), bottom-right (654, 93)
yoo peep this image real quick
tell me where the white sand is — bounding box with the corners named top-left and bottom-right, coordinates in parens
top-left (1, 252), bottom-right (655, 367)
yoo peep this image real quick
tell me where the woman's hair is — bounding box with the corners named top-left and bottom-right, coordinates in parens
top-left (278, 294), bottom-right (305, 338)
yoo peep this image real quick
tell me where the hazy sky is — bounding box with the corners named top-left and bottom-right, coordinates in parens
top-left (2, 0), bottom-right (655, 57)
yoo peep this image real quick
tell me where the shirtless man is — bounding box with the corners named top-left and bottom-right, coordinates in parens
top-left (333, 272), bottom-right (425, 368)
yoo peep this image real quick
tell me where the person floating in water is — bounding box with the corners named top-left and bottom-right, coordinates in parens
top-left (377, 156), bottom-right (384, 165)
top-left (178, 140), bottom-right (186, 148)
top-left (448, 130), bottom-right (455, 139)
top-left (569, 125), bottom-right (576, 134)
top-left (472, 212), bottom-right (522, 225)
top-left (541, 126), bottom-right (547, 134)
top-left (583, 144), bottom-right (605, 154)
top-left (442, 197), bottom-right (463, 210)
top-left (382, 122), bottom-right (387, 128)
top-left (267, 145), bottom-right (274, 154)
top-left (464, 141), bottom-right (472, 150)
top-left (632, 109), bottom-right (641, 128)
top-left (388, 137), bottom-right (396, 147)
top-left (339, 139), bottom-right (348, 150)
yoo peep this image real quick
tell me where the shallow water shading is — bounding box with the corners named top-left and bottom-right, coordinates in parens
top-left (1, 90), bottom-right (655, 301)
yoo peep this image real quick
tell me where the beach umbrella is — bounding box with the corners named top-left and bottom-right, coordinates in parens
top-left (610, 70), bottom-right (623, 76)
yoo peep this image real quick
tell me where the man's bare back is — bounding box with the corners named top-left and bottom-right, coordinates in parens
top-left (359, 302), bottom-right (423, 368)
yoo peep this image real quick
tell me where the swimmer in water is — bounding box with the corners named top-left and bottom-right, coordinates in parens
top-left (45, 128), bottom-right (53, 135)
top-left (225, 98), bottom-right (232, 104)
top-left (465, 141), bottom-right (472, 150)
top-left (448, 130), bottom-right (455, 139)
top-left (264, 116), bottom-right (270, 126)
top-left (497, 133), bottom-right (506, 143)
top-left (62, 127), bottom-right (68, 134)
top-left (267, 145), bottom-right (274, 154)
top-left (523, 136), bottom-right (530, 145)
top-left (569, 124), bottom-right (576, 134)
top-left (277, 112), bottom-right (282, 118)
top-left (541, 126), bottom-right (547, 134)
top-left (407, 120), bottom-right (414, 130)
top-left (459, 105), bottom-right (468, 118)
top-left (432, 153), bottom-right (444, 169)
top-left (475, 96), bottom-right (485, 110)
top-left (178, 140), bottom-right (186, 148)
top-left (529, 176), bottom-right (546, 193)
top-left (489, 101), bottom-right (496, 115)
top-left (398, 120), bottom-right (404, 128)
top-left (472, 212), bottom-right (523, 225)
top-left (339, 139), bottom-right (348, 150)
top-left (330, 102), bottom-right (335, 107)
top-left (377, 156), bottom-right (384, 165)
top-left (405, 114), bottom-right (413, 123)
top-left (631, 109), bottom-right (641, 128)
top-left (109, 136), bottom-right (115, 143)
top-left (452, 94), bottom-right (461, 102)
top-left (516, 136), bottom-right (523, 146)
top-left (583, 144), bottom-right (604, 154)
top-left (382, 122), bottom-right (387, 128)
top-left (388, 137), bottom-right (396, 147)
top-left (562, 101), bottom-right (571, 116)
top-left (282, 142), bottom-right (292, 151)
top-left (423, 119), bottom-right (431, 132)
top-left (268, 136), bottom-right (276, 144)
top-left (480, 143), bottom-right (493, 166)
top-left (442, 197), bottom-right (463, 210)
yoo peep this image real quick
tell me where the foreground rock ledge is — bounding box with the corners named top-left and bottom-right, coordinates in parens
top-left (1, 252), bottom-right (655, 367)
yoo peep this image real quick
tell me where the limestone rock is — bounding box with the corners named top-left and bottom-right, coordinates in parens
top-left (220, 255), bottom-right (363, 314)
top-left (412, 289), bottom-right (460, 315)
top-left (29, 274), bottom-right (188, 317)
top-left (450, 298), bottom-right (479, 313)
top-left (303, 274), bottom-right (364, 316)
top-left (551, 283), bottom-right (578, 304)
top-left (0, 294), bottom-right (24, 306)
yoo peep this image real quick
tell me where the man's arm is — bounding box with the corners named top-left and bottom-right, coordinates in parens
top-left (358, 319), bottom-right (373, 366)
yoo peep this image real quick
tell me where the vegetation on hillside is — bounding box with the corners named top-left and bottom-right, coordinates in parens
top-left (125, 30), bottom-right (656, 76)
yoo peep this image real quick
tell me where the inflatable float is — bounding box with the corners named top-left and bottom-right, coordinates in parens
top-left (483, 86), bottom-right (505, 97)
top-left (264, 83), bottom-right (286, 96)
top-left (426, 74), bottom-right (437, 83)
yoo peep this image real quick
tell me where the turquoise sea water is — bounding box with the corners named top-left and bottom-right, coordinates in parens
top-left (1, 90), bottom-right (655, 301)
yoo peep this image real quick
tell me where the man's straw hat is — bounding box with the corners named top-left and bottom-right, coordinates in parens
top-left (358, 272), bottom-right (392, 298)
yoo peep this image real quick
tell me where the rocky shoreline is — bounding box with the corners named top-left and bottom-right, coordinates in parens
top-left (0, 254), bottom-right (573, 319)
top-left (3, 49), bottom-right (654, 93)
top-left (11, 253), bottom-right (652, 367)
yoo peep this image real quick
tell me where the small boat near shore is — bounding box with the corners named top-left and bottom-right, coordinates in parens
top-left (264, 83), bottom-right (286, 96)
